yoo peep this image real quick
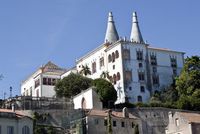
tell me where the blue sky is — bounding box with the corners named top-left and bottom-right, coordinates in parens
top-left (0, 0), bottom-right (200, 99)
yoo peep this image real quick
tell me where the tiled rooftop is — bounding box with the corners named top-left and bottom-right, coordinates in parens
top-left (86, 109), bottom-right (137, 119)
top-left (179, 112), bottom-right (200, 123)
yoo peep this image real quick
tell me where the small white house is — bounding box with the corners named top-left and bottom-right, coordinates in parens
top-left (166, 111), bottom-right (200, 134)
top-left (21, 61), bottom-right (66, 98)
top-left (73, 87), bottom-right (102, 110)
top-left (85, 108), bottom-right (142, 134)
top-left (0, 109), bottom-right (33, 134)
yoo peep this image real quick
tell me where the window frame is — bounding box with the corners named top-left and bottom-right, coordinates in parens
top-left (137, 95), bottom-right (143, 102)
top-left (121, 121), bottom-right (125, 127)
top-left (7, 126), bottom-right (14, 134)
top-left (115, 50), bottom-right (119, 59)
top-left (22, 126), bottom-right (30, 134)
top-left (113, 120), bottom-right (117, 127)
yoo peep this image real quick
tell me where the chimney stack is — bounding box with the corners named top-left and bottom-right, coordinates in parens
top-left (104, 12), bottom-right (119, 43)
top-left (130, 12), bottom-right (144, 43)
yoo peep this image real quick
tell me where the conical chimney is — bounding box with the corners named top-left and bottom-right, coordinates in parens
top-left (130, 12), bottom-right (144, 43)
top-left (104, 12), bottom-right (119, 43)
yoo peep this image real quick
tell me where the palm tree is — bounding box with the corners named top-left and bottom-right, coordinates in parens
top-left (100, 71), bottom-right (110, 79)
top-left (79, 65), bottom-right (91, 76)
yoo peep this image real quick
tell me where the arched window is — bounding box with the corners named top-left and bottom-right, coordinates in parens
top-left (112, 52), bottom-right (115, 62)
top-left (117, 72), bottom-right (120, 81)
top-left (92, 62), bottom-right (96, 73)
top-left (115, 50), bottom-right (119, 58)
top-left (113, 74), bottom-right (117, 84)
top-left (22, 126), bottom-right (30, 134)
top-left (81, 97), bottom-right (86, 109)
top-left (137, 96), bottom-right (143, 102)
top-left (108, 55), bottom-right (112, 63)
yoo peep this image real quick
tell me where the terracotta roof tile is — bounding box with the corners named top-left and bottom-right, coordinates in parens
top-left (0, 108), bottom-right (26, 118)
top-left (179, 112), bottom-right (200, 123)
top-left (87, 109), bottom-right (137, 119)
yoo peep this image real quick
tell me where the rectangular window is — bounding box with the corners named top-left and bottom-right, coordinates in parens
top-left (140, 86), bottom-right (145, 92)
top-left (152, 75), bottom-right (159, 85)
top-left (104, 119), bottom-right (107, 126)
top-left (48, 78), bottom-right (51, 85)
top-left (43, 78), bottom-right (47, 85)
top-left (113, 121), bottom-right (116, 127)
top-left (138, 72), bottom-right (145, 81)
top-left (170, 57), bottom-right (177, 68)
top-left (150, 55), bottom-right (157, 65)
top-left (34, 79), bottom-right (40, 88)
top-left (132, 122), bottom-right (135, 128)
top-left (52, 78), bottom-right (56, 85)
top-left (121, 121), bottom-right (125, 127)
top-left (94, 119), bottom-right (99, 125)
top-left (136, 50), bottom-right (143, 60)
top-left (92, 62), bottom-right (97, 74)
top-left (7, 126), bottom-right (14, 134)
top-left (100, 57), bottom-right (104, 67)
top-left (152, 67), bottom-right (157, 73)
top-left (30, 87), bottom-right (32, 96)
top-left (125, 71), bottom-right (132, 81)
top-left (123, 49), bottom-right (130, 60)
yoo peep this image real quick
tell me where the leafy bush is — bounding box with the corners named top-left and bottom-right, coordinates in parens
top-left (92, 78), bottom-right (117, 103)
top-left (55, 73), bottom-right (92, 97)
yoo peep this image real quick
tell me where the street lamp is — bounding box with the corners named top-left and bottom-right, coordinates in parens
top-left (4, 92), bottom-right (6, 100)
top-left (9, 86), bottom-right (12, 98)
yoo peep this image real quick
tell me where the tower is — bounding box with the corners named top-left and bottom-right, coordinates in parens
top-left (130, 12), bottom-right (144, 43)
top-left (104, 12), bottom-right (119, 43)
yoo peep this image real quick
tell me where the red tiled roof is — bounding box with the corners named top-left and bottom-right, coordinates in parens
top-left (86, 109), bottom-right (137, 119)
top-left (179, 112), bottom-right (200, 123)
top-left (0, 108), bottom-right (26, 118)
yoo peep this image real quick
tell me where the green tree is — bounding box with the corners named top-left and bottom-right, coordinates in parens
top-left (100, 71), bottom-right (110, 79)
top-left (149, 56), bottom-right (200, 110)
top-left (54, 73), bottom-right (92, 98)
top-left (92, 78), bottom-right (117, 104)
top-left (79, 65), bottom-right (91, 76)
top-left (176, 56), bottom-right (200, 110)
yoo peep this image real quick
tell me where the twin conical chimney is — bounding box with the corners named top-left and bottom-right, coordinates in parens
top-left (130, 12), bottom-right (144, 43)
top-left (104, 12), bottom-right (119, 43)
top-left (104, 12), bottom-right (144, 43)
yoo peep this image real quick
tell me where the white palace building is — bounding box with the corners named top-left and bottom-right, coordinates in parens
top-left (75, 12), bottom-right (184, 104)
top-left (21, 12), bottom-right (184, 104)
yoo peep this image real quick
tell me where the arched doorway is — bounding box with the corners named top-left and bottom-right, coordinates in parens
top-left (81, 97), bottom-right (86, 109)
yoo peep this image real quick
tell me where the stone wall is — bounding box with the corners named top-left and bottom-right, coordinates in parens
top-left (129, 107), bottom-right (177, 134)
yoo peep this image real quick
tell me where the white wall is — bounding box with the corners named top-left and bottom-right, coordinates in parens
top-left (148, 48), bottom-right (184, 93)
top-left (41, 73), bottom-right (61, 97)
top-left (21, 69), bottom-right (42, 97)
top-left (75, 41), bottom-right (184, 104)
top-left (21, 69), bottom-right (62, 98)
top-left (73, 88), bottom-right (102, 109)
top-left (61, 68), bottom-right (77, 79)
top-left (0, 116), bottom-right (33, 134)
